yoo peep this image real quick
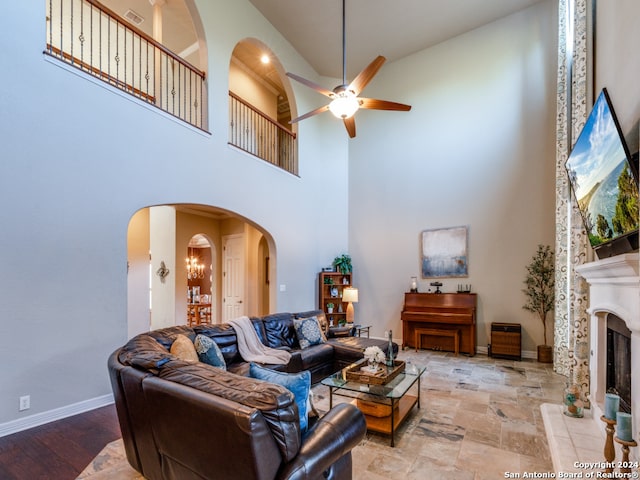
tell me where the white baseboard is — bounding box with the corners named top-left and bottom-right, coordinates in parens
top-left (0, 394), bottom-right (114, 438)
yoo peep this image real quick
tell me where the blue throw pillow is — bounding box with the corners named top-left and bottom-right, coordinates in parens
top-left (194, 334), bottom-right (227, 370)
top-left (293, 316), bottom-right (326, 349)
top-left (249, 363), bottom-right (311, 432)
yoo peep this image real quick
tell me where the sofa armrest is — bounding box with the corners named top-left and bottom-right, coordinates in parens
top-left (278, 403), bottom-right (366, 480)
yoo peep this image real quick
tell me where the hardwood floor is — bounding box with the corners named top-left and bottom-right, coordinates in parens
top-left (0, 405), bottom-right (121, 480)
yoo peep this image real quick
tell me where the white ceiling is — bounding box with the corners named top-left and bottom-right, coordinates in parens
top-left (102, 0), bottom-right (545, 80)
top-left (248, 0), bottom-right (546, 79)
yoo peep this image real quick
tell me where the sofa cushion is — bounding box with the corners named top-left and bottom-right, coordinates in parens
top-left (292, 316), bottom-right (326, 349)
top-left (170, 334), bottom-right (199, 362)
top-left (194, 334), bottom-right (226, 370)
top-left (157, 361), bottom-right (302, 462)
top-left (296, 343), bottom-right (335, 371)
top-left (294, 310), bottom-right (329, 336)
top-left (249, 363), bottom-right (311, 433)
top-left (262, 313), bottom-right (298, 349)
top-left (193, 324), bottom-right (243, 365)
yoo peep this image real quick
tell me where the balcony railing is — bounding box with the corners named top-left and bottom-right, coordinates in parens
top-left (229, 92), bottom-right (298, 176)
top-left (45, 0), bottom-right (207, 131)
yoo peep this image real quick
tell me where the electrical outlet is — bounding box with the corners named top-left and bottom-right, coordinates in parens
top-left (19, 395), bottom-right (30, 411)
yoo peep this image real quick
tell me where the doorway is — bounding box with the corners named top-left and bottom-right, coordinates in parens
top-left (186, 234), bottom-right (214, 325)
top-left (222, 234), bottom-right (245, 322)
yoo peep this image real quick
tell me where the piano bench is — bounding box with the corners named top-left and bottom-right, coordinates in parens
top-left (415, 328), bottom-right (459, 356)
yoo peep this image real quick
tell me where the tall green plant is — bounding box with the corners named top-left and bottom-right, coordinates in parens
top-left (522, 245), bottom-right (555, 346)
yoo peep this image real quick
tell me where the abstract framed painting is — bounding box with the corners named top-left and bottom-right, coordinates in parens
top-left (421, 226), bottom-right (468, 278)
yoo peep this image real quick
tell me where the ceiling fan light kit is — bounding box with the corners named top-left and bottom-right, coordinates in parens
top-left (286, 0), bottom-right (411, 137)
top-left (328, 89), bottom-right (360, 119)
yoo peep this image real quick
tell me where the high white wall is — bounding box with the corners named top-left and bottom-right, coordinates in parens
top-left (0, 0), bottom-right (347, 428)
top-left (348, 0), bottom-right (559, 352)
top-left (595, 0), bottom-right (640, 153)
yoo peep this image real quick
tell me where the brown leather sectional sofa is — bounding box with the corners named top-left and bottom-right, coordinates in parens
top-left (108, 310), bottom-right (397, 479)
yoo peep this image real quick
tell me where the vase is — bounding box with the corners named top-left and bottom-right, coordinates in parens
top-left (563, 384), bottom-right (584, 418)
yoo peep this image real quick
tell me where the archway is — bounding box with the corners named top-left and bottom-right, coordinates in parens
top-left (186, 234), bottom-right (214, 325)
top-left (126, 204), bottom-right (275, 337)
top-left (228, 38), bottom-right (299, 174)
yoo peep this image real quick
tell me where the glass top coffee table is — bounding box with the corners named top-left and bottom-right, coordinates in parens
top-left (321, 360), bottom-right (425, 447)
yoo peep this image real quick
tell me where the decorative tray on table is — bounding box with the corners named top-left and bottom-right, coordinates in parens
top-left (345, 360), bottom-right (405, 385)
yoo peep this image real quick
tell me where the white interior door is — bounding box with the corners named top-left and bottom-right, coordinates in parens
top-left (222, 234), bottom-right (245, 321)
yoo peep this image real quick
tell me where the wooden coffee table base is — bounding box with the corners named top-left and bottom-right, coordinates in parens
top-left (328, 375), bottom-right (421, 447)
top-left (352, 394), bottom-right (418, 447)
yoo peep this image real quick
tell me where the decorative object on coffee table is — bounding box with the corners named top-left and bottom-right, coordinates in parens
top-left (386, 330), bottom-right (394, 367)
top-left (346, 357), bottom-right (405, 385)
top-left (362, 346), bottom-right (385, 373)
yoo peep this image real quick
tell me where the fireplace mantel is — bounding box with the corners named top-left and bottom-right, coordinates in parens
top-left (576, 252), bottom-right (640, 333)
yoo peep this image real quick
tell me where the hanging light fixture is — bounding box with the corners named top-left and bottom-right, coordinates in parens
top-left (186, 248), bottom-right (205, 280)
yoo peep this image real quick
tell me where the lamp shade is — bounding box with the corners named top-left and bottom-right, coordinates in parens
top-left (343, 287), bottom-right (358, 303)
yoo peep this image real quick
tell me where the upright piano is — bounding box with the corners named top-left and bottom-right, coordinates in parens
top-left (401, 293), bottom-right (477, 356)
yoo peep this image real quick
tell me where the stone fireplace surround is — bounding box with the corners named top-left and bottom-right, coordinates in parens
top-left (577, 252), bottom-right (639, 433)
top-left (540, 252), bottom-right (640, 470)
top-left (543, 253), bottom-right (639, 473)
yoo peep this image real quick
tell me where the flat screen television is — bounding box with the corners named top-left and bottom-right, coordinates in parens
top-left (565, 88), bottom-right (639, 259)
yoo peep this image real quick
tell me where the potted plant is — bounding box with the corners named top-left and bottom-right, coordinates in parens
top-left (333, 254), bottom-right (352, 274)
top-left (522, 244), bottom-right (555, 363)
top-left (326, 302), bottom-right (335, 313)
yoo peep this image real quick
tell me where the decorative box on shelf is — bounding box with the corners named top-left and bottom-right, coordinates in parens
top-left (345, 360), bottom-right (405, 385)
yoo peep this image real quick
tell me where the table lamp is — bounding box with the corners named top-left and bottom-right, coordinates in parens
top-left (343, 287), bottom-right (358, 324)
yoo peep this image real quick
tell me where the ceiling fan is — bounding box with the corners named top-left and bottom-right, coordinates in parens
top-left (286, 0), bottom-right (411, 138)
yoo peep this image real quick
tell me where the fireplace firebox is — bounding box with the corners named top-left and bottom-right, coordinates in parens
top-left (606, 314), bottom-right (632, 413)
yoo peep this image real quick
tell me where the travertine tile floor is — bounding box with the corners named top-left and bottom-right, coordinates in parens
top-left (79, 349), bottom-right (568, 479)
top-left (317, 349), bottom-right (565, 480)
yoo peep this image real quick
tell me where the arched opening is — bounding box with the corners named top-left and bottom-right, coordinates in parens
top-left (126, 204), bottom-right (275, 337)
top-left (186, 234), bottom-right (214, 325)
top-left (228, 38), bottom-right (298, 175)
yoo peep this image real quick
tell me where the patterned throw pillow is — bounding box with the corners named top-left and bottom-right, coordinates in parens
top-left (293, 316), bottom-right (326, 349)
top-left (249, 363), bottom-right (311, 432)
top-left (194, 334), bottom-right (227, 370)
top-left (170, 334), bottom-right (198, 362)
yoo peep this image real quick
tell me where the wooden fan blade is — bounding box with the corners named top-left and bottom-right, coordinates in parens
top-left (286, 72), bottom-right (334, 97)
top-left (359, 98), bottom-right (412, 111)
top-left (347, 56), bottom-right (386, 96)
top-left (343, 116), bottom-right (356, 138)
top-left (289, 104), bottom-right (330, 124)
